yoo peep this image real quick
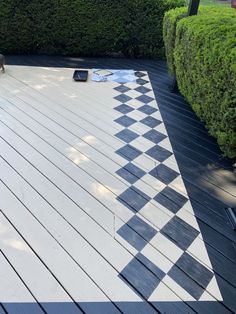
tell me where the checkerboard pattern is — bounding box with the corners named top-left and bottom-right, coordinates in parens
top-left (92, 69), bottom-right (137, 83)
top-left (113, 71), bottom-right (219, 302)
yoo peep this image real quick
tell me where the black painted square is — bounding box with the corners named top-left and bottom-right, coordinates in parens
top-left (135, 71), bottom-right (146, 78)
top-left (124, 162), bottom-right (146, 178)
top-left (140, 116), bottom-right (162, 128)
top-left (161, 187), bottom-right (188, 208)
top-left (117, 223), bottom-right (147, 251)
top-left (116, 163), bottom-right (145, 184)
top-left (154, 193), bottom-right (180, 214)
top-left (136, 253), bottom-right (166, 280)
top-left (149, 164), bottom-right (179, 185)
top-left (160, 216), bottom-right (199, 251)
top-left (114, 94), bottom-right (132, 103)
top-left (114, 104), bottom-right (134, 114)
top-left (168, 265), bottom-right (205, 300)
top-left (114, 115), bottom-right (136, 127)
top-left (146, 145), bottom-right (172, 162)
top-left (135, 86), bottom-right (151, 94)
top-left (138, 105), bottom-right (157, 115)
top-left (117, 186), bottom-right (151, 212)
top-left (143, 129), bottom-right (167, 144)
top-left (116, 145), bottom-right (142, 161)
top-left (137, 78), bottom-right (149, 85)
top-left (115, 129), bottom-right (139, 143)
top-left (119, 256), bottom-right (161, 299)
top-left (136, 95), bottom-right (154, 104)
top-left (175, 252), bottom-right (214, 290)
top-left (127, 215), bottom-right (157, 244)
top-left (114, 85), bottom-right (131, 93)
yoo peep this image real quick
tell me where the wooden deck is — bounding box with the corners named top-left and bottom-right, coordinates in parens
top-left (0, 56), bottom-right (235, 314)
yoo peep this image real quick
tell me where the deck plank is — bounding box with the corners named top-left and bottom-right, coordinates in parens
top-left (0, 251), bottom-right (44, 314)
top-left (0, 306), bottom-right (6, 314)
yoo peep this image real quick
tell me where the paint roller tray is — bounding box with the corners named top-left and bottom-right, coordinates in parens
top-left (73, 70), bottom-right (88, 82)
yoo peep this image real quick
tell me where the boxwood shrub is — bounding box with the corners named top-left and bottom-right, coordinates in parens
top-left (163, 6), bottom-right (235, 75)
top-left (163, 6), bottom-right (187, 75)
top-left (173, 8), bottom-right (236, 157)
top-left (0, 0), bottom-right (185, 58)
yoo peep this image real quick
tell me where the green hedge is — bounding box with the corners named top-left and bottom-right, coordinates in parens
top-left (163, 6), bottom-right (235, 75)
top-left (164, 7), bottom-right (236, 157)
top-left (163, 6), bottom-right (187, 75)
top-left (0, 0), bottom-right (185, 58)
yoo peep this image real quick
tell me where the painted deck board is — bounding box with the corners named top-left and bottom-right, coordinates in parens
top-left (0, 251), bottom-right (44, 314)
top-left (0, 58), bottom-right (235, 313)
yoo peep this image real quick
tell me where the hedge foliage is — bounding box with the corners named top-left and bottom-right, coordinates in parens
top-left (164, 6), bottom-right (236, 157)
top-left (163, 6), bottom-right (187, 75)
top-left (0, 0), bottom-right (185, 58)
top-left (163, 6), bottom-right (236, 75)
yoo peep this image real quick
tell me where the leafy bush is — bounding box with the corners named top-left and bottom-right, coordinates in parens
top-left (163, 6), bottom-right (187, 75)
top-left (0, 0), bottom-right (185, 58)
top-left (174, 8), bottom-right (236, 157)
top-left (163, 6), bottom-right (234, 75)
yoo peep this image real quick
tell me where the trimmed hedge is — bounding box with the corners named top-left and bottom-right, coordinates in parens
top-left (163, 6), bottom-right (187, 75)
top-left (164, 7), bottom-right (236, 157)
top-left (0, 0), bottom-right (185, 58)
top-left (163, 6), bottom-right (235, 75)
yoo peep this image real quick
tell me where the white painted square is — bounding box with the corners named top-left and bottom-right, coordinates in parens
top-left (133, 180), bottom-right (158, 199)
top-left (126, 98), bottom-right (142, 109)
top-left (129, 122), bottom-right (152, 135)
top-left (133, 154), bottom-right (159, 172)
top-left (163, 154), bottom-right (179, 172)
top-left (126, 110), bottom-right (147, 121)
top-left (142, 174), bottom-right (166, 193)
top-left (176, 207), bottom-right (200, 232)
top-left (139, 202), bottom-right (173, 230)
top-left (150, 233), bottom-right (183, 264)
top-left (149, 281), bottom-right (182, 302)
top-left (155, 123), bottom-right (168, 136)
top-left (141, 245), bottom-right (172, 274)
top-left (123, 82), bottom-right (139, 89)
top-left (158, 137), bottom-right (173, 152)
top-left (146, 90), bottom-right (156, 99)
top-left (124, 90), bottom-right (142, 99)
top-left (204, 277), bottom-right (222, 301)
top-left (168, 176), bottom-right (187, 195)
top-left (130, 137), bottom-right (155, 151)
top-left (188, 237), bottom-right (213, 270)
top-left (152, 109), bottom-right (163, 120)
top-left (162, 275), bottom-right (196, 301)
